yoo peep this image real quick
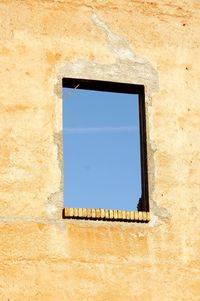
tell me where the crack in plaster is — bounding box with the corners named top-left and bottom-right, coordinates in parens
top-left (91, 12), bottom-right (159, 99)
top-left (54, 13), bottom-right (159, 100)
top-left (53, 12), bottom-right (161, 223)
top-left (91, 13), bottom-right (136, 61)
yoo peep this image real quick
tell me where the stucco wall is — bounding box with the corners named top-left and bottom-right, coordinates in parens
top-left (0, 1), bottom-right (200, 300)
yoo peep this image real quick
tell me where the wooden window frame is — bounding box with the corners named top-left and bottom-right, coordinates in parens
top-left (62, 78), bottom-right (150, 223)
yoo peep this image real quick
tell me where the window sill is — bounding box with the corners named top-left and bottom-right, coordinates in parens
top-left (63, 208), bottom-right (150, 223)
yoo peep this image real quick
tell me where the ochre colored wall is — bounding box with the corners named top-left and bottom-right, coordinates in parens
top-left (0, 1), bottom-right (200, 300)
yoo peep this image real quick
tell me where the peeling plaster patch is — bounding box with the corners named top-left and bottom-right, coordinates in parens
top-left (54, 75), bottom-right (62, 99)
top-left (151, 200), bottom-right (171, 221)
top-left (53, 12), bottom-right (160, 223)
top-left (45, 131), bottom-right (63, 218)
top-left (46, 191), bottom-right (63, 219)
top-left (147, 138), bottom-right (157, 209)
top-left (149, 214), bottom-right (159, 227)
top-left (46, 203), bottom-right (57, 216)
top-left (54, 131), bottom-right (63, 190)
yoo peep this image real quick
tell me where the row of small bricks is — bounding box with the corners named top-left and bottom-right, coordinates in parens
top-left (63, 208), bottom-right (150, 222)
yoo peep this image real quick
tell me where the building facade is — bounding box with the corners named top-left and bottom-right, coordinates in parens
top-left (0, 1), bottom-right (200, 300)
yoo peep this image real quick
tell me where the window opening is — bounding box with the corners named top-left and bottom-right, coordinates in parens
top-left (62, 78), bottom-right (149, 222)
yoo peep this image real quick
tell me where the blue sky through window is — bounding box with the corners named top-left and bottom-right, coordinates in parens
top-left (63, 88), bottom-right (141, 210)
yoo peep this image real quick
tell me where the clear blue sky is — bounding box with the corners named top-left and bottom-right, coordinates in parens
top-left (62, 88), bottom-right (141, 210)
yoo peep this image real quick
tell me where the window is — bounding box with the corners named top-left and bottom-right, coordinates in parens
top-left (62, 78), bottom-right (150, 222)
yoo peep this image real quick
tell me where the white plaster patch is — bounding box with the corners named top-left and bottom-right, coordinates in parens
top-left (46, 204), bottom-right (57, 217)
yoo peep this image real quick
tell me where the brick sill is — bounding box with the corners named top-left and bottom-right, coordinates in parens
top-left (63, 208), bottom-right (150, 223)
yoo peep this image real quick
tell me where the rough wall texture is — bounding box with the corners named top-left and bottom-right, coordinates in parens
top-left (0, 1), bottom-right (200, 300)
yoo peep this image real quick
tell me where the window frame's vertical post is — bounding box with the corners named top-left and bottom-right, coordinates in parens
top-left (138, 87), bottom-right (149, 212)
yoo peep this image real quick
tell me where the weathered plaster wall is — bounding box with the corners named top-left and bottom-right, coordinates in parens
top-left (0, 1), bottom-right (200, 300)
